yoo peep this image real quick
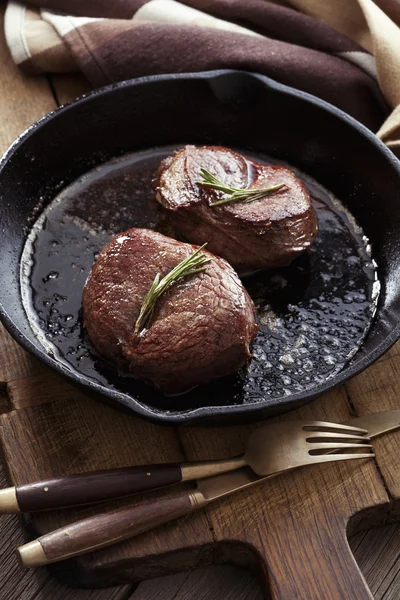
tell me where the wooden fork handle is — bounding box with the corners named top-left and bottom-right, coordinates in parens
top-left (1, 464), bottom-right (182, 513)
top-left (17, 489), bottom-right (207, 567)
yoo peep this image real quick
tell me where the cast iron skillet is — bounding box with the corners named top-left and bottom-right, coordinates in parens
top-left (0, 70), bottom-right (400, 425)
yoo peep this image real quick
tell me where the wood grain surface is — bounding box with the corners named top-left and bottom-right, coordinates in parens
top-left (2, 4), bottom-right (400, 598)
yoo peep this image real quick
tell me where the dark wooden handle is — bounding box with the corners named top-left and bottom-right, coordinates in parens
top-left (16, 464), bottom-right (182, 512)
top-left (20, 489), bottom-right (203, 566)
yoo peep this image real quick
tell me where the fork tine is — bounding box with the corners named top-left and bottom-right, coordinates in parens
top-left (306, 432), bottom-right (370, 442)
top-left (302, 422), bottom-right (368, 435)
top-left (308, 453), bottom-right (374, 464)
top-left (309, 443), bottom-right (373, 451)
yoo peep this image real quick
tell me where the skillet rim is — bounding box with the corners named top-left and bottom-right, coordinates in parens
top-left (0, 68), bottom-right (399, 425)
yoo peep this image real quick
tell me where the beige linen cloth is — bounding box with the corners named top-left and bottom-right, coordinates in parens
top-left (4, 0), bottom-right (400, 157)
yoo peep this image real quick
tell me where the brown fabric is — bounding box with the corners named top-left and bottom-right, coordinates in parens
top-left (68, 21), bottom-right (385, 131)
top-left (275, 0), bottom-right (400, 151)
top-left (24, 0), bottom-right (148, 18)
top-left (280, 0), bottom-right (374, 51)
top-left (182, 0), bottom-right (362, 52)
top-left (4, 0), bottom-right (400, 154)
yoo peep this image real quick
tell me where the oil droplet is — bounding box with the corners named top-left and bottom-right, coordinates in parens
top-left (42, 271), bottom-right (59, 283)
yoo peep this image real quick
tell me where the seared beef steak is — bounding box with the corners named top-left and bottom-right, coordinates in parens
top-left (82, 228), bottom-right (258, 394)
top-left (155, 146), bottom-right (318, 273)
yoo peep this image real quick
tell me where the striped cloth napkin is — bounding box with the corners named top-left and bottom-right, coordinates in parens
top-left (4, 0), bottom-right (400, 157)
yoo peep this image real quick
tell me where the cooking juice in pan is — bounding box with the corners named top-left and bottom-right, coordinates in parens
top-left (20, 146), bottom-right (379, 411)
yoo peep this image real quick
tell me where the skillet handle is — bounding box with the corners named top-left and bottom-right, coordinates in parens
top-left (17, 489), bottom-right (207, 567)
top-left (0, 464), bottom-right (182, 513)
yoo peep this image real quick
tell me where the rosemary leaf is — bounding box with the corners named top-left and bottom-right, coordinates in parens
top-left (133, 244), bottom-right (211, 338)
top-left (197, 168), bottom-right (287, 207)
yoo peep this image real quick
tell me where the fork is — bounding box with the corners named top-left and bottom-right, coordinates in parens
top-left (16, 420), bottom-right (373, 567)
top-left (0, 420), bottom-right (371, 515)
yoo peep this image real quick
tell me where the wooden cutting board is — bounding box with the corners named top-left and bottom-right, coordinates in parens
top-left (1, 9), bottom-right (400, 597)
top-left (2, 317), bottom-right (400, 599)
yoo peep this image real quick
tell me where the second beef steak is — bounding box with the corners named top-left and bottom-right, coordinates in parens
top-left (155, 145), bottom-right (318, 273)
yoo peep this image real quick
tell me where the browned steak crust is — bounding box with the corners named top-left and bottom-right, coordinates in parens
top-left (82, 228), bottom-right (258, 394)
top-left (155, 145), bottom-right (318, 273)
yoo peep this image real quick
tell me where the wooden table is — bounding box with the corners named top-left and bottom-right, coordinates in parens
top-left (1, 6), bottom-right (400, 598)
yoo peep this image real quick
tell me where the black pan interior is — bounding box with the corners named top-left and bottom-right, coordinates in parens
top-left (0, 70), bottom-right (400, 424)
top-left (21, 147), bottom-right (378, 412)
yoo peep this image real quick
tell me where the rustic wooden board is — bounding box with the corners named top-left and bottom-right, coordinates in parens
top-left (1, 327), bottom-right (399, 598)
top-left (2, 5), bottom-right (400, 598)
top-left (0, 449), bottom-right (134, 600)
top-left (131, 565), bottom-right (264, 600)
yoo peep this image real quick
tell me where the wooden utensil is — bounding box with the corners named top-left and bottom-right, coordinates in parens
top-left (17, 420), bottom-right (373, 567)
top-left (0, 420), bottom-right (370, 514)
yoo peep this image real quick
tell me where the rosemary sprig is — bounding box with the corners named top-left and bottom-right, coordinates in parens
top-left (197, 168), bottom-right (287, 207)
top-left (133, 244), bottom-right (211, 338)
